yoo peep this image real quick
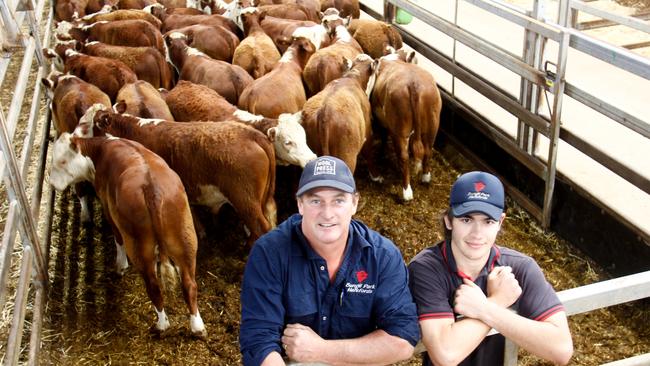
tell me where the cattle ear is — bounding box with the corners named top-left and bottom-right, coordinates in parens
top-left (41, 77), bottom-right (53, 90)
top-left (114, 100), bottom-right (128, 114)
top-left (267, 126), bottom-right (277, 142)
top-left (42, 48), bottom-right (56, 59)
top-left (406, 51), bottom-right (417, 64)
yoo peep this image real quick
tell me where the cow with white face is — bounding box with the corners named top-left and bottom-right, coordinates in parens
top-left (50, 131), bottom-right (207, 338)
top-left (162, 80), bottom-right (316, 167)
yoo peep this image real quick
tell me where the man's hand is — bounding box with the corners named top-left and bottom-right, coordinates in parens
top-left (281, 323), bottom-right (325, 363)
top-left (487, 266), bottom-right (522, 308)
top-left (453, 278), bottom-right (488, 319)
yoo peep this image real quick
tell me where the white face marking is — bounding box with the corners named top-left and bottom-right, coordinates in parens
top-left (274, 112), bottom-right (316, 167)
top-left (55, 21), bottom-right (74, 39)
top-left (196, 185), bottom-right (229, 212)
top-left (137, 118), bottom-right (165, 126)
top-left (291, 25), bottom-right (325, 50)
top-left (234, 109), bottom-right (264, 122)
top-left (49, 133), bottom-right (95, 191)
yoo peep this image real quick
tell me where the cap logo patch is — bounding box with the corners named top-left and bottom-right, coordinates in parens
top-left (467, 181), bottom-right (490, 200)
top-left (313, 158), bottom-right (336, 176)
top-left (356, 270), bottom-right (368, 283)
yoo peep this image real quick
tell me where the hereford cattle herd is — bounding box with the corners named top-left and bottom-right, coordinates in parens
top-left (43, 0), bottom-right (442, 337)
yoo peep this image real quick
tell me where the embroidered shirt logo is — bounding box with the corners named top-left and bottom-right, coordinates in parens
top-left (313, 158), bottom-right (336, 176)
top-left (356, 270), bottom-right (368, 283)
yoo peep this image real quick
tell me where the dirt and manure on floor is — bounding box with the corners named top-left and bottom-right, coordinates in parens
top-left (30, 144), bottom-right (649, 366)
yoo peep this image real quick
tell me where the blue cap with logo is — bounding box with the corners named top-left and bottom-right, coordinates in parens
top-left (450, 171), bottom-right (504, 220)
top-left (296, 156), bottom-right (356, 197)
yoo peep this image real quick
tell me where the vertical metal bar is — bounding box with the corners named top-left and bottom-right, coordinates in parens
top-left (518, 0), bottom-right (545, 154)
top-left (452, 0), bottom-right (459, 96)
top-left (383, 0), bottom-right (395, 23)
top-left (0, 0), bottom-right (21, 45)
top-left (0, 106), bottom-right (48, 281)
top-left (542, 30), bottom-right (570, 228)
top-left (558, 0), bottom-right (570, 26)
top-left (5, 245), bottom-right (34, 366)
top-left (0, 201), bottom-right (19, 310)
top-left (503, 338), bottom-right (519, 366)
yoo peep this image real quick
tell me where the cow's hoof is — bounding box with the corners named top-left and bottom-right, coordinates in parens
top-left (402, 185), bottom-right (414, 201)
top-left (192, 328), bottom-right (208, 339)
top-left (421, 173), bottom-right (431, 183)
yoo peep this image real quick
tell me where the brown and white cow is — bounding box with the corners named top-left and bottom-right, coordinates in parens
top-left (163, 23), bottom-right (239, 62)
top-left (166, 32), bottom-right (253, 105)
top-left (348, 18), bottom-right (402, 59)
top-left (301, 54), bottom-right (376, 173)
top-left (237, 35), bottom-right (316, 118)
top-left (259, 15), bottom-right (328, 53)
top-left (370, 50), bottom-right (442, 201)
top-left (55, 0), bottom-right (89, 21)
top-left (158, 11), bottom-right (240, 37)
top-left (49, 133), bottom-right (206, 337)
top-left (163, 80), bottom-right (316, 167)
top-left (66, 19), bottom-right (167, 56)
top-left (42, 71), bottom-right (113, 223)
top-left (319, 0), bottom-right (359, 19)
top-left (43, 47), bottom-right (138, 101)
top-left (302, 9), bottom-right (362, 96)
top-left (81, 105), bottom-right (277, 245)
top-left (114, 80), bottom-right (174, 120)
top-left (257, 3), bottom-right (320, 22)
top-left (82, 42), bottom-right (174, 90)
top-left (232, 7), bottom-right (281, 79)
top-left (79, 8), bottom-right (163, 30)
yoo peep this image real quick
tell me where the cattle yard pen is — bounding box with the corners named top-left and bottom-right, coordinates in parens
top-left (358, 0), bottom-right (650, 364)
top-left (0, 0), bottom-right (647, 365)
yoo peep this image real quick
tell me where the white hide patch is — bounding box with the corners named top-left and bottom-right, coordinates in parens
top-left (64, 48), bottom-right (80, 58)
top-left (137, 118), bottom-right (165, 126)
top-left (197, 185), bottom-right (229, 213)
top-left (187, 46), bottom-right (207, 57)
top-left (234, 109), bottom-right (264, 122)
top-left (321, 13), bottom-right (340, 23)
top-left (240, 7), bottom-right (257, 15)
top-left (82, 21), bottom-right (107, 31)
top-left (155, 308), bottom-right (170, 331)
top-left (292, 25), bottom-right (326, 50)
top-left (85, 41), bottom-right (99, 46)
top-left (334, 25), bottom-right (352, 43)
top-left (167, 32), bottom-right (187, 40)
top-left (279, 47), bottom-right (295, 63)
top-left (106, 134), bottom-right (119, 141)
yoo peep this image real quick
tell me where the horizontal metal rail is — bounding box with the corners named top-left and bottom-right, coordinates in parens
top-left (570, 0), bottom-right (650, 34)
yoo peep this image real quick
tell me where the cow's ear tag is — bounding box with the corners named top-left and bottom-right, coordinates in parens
top-left (544, 61), bottom-right (557, 89)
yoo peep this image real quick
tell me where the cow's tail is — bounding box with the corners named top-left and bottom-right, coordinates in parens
top-left (408, 83), bottom-right (424, 176)
top-left (140, 166), bottom-right (179, 294)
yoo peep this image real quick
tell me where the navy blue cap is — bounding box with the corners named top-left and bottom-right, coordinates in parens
top-left (450, 171), bottom-right (504, 220)
top-left (296, 156), bottom-right (356, 196)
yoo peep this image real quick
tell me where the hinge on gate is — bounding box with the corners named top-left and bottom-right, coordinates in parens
top-left (544, 61), bottom-right (557, 89)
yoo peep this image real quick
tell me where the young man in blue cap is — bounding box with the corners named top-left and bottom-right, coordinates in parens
top-left (408, 171), bottom-right (573, 366)
top-left (240, 156), bottom-right (419, 366)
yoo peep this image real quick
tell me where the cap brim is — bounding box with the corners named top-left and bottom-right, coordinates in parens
top-left (296, 180), bottom-right (355, 197)
top-left (451, 201), bottom-right (503, 221)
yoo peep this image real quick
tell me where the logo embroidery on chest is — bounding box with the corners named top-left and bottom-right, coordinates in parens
top-left (356, 270), bottom-right (368, 283)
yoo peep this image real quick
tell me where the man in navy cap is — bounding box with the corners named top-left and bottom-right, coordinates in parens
top-left (408, 171), bottom-right (573, 366)
top-left (240, 156), bottom-right (419, 366)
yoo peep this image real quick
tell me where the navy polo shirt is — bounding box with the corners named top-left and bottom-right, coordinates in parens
top-left (408, 240), bottom-right (564, 366)
top-left (240, 214), bottom-right (420, 366)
